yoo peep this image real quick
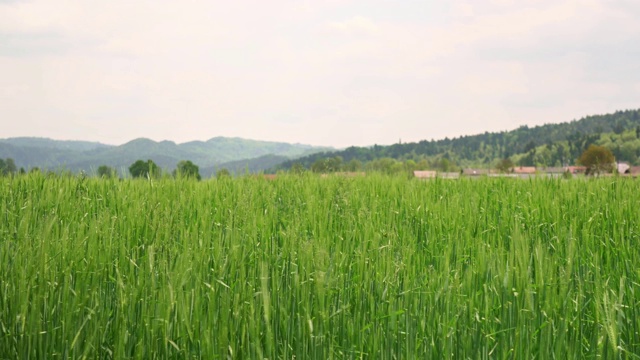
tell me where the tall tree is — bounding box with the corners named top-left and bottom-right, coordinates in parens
top-left (325, 156), bottom-right (343, 172)
top-left (5, 158), bottom-right (16, 174)
top-left (290, 162), bottom-right (305, 174)
top-left (578, 145), bottom-right (615, 176)
top-left (216, 168), bottom-right (231, 179)
top-left (129, 159), bottom-right (160, 178)
top-left (311, 159), bottom-right (328, 173)
top-left (97, 165), bottom-right (117, 178)
top-left (0, 158), bottom-right (18, 176)
top-left (174, 160), bottom-right (201, 180)
top-left (496, 158), bottom-right (514, 173)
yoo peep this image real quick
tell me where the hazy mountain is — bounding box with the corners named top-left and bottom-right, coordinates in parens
top-left (0, 137), bottom-right (110, 151)
top-left (0, 136), bottom-right (333, 176)
top-left (202, 154), bottom-right (291, 178)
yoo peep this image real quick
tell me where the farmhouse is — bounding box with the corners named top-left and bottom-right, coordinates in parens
top-left (462, 168), bottom-right (494, 177)
top-left (617, 162), bottom-right (630, 174)
top-left (543, 167), bottom-right (568, 178)
top-left (513, 166), bottom-right (537, 178)
top-left (413, 170), bottom-right (437, 179)
top-left (320, 172), bottom-right (366, 178)
top-left (565, 166), bottom-right (586, 174)
top-left (438, 172), bottom-right (460, 179)
top-left (624, 166), bottom-right (640, 177)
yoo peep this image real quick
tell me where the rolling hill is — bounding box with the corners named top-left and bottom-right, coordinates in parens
top-left (274, 109), bottom-right (640, 172)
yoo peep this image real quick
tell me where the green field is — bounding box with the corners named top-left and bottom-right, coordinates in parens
top-left (1, 174), bottom-right (639, 358)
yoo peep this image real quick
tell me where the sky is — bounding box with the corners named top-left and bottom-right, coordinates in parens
top-left (1, 0), bottom-right (640, 147)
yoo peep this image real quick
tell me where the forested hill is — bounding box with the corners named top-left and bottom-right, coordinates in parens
top-left (275, 109), bottom-right (640, 172)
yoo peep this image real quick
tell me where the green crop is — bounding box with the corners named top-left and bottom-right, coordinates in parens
top-left (1, 173), bottom-right (639, 358)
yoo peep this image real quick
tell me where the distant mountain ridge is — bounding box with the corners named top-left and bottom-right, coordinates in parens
top-left (0, 136), bottom-right (333, 175)
top-left (0, 137), bottom-right (111, 151)
top-left (6, 109), bottom-right (640, 177)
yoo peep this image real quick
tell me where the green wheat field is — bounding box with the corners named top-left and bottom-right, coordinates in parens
top-left (1, 173), bottom-right (639, 359)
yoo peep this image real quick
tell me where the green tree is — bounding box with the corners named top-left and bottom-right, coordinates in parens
top-left (438, 158), bottom-right (451, 172)
top-left (5, 158), bottom-right (16, 174)
top-left (403, 159), bottom-right (416, 173)
top-left (578, 145), bottom-right (615, 176)
top-left (345, 159), bottom-right (363, 172)
top-left (415, 159), bottom-right (429, 170)
top-left (174, 160), bottom-right (201, 180)
top-left (216, 168), bottom-right (231, 179)
top-left (311, 159), bottom-right (328, 173)
top-left (0, 158), bottom-right (18, 176)
top-left (97, 165), bottom-right (117, 178)
top-left (129, 159), bottom-right (160, 178)
top-left (366, 158), bottom-right (398, 175)
top-left (496, 158), bottom-right (514, 173)
top-left (325, 156), bottom-right (343, 172)
top-left (290, 162), bottom-right (305, 175)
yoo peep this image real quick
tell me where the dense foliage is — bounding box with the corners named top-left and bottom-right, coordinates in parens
top-left (0, 158), bottom-right (17, 176)
top-left (128, 159), bottom-right (161, 178)
top-left (173, 160), bottom-right (202, 180)
top-left (1, 174), bottom-right (639, 358)
top-left (277, 109), bottom-right (640, 172)
top-left (578, 145), bottom-right (615, 175)
top-left (97, 165), bottom-right (117, 178)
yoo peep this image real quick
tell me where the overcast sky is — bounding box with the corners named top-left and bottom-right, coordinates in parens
top-left (1, 0), bottom-right (639, 147)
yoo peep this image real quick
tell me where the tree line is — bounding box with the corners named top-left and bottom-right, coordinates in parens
top-left (0, 157), bottom-right (232, 180)
top-left (292, 144), bottom-right (620, 177)
top-left (0, 144), bottom-right (621, 180)
top-left (94, 160), bottom-right (205, 180)
top-left (98, 160), bottom-right (232, 180)
top-left (275, 109), bottom-right (640, 172)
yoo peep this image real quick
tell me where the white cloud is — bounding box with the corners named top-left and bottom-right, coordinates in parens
top-left (453, 2), bottom-right (475, 18)
top-left (328, 15), bottom-right (378, 35)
